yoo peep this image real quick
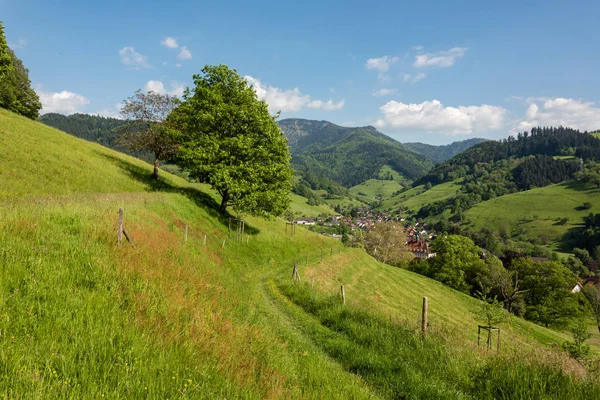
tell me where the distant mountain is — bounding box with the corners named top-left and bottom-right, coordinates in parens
top-left (278, 118), bottom-right (435, 188)
top-left (403, 138), bottom-right (488, 163)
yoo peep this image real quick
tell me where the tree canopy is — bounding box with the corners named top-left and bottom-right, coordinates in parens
top-left (173, 64), bottom-right (293, 218)
top-left (0, 22), bottom-right (41, 119)
top-left (118, 90), bottom-right (180, 180)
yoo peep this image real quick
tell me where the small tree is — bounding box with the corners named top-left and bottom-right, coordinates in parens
top-left (363, 222), bottom-right (411, 266)
top-left (173, 65), bottom-right (293, 217)
top-left (476, 295), bottom-right (506, 328)
top-left (562, 320), bottom-right (591, 360)
top-left (119, 90), bottom-right (180, 180)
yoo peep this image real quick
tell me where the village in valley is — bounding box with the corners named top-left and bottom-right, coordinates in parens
top-left (294, 207), bottom-right (437, 259)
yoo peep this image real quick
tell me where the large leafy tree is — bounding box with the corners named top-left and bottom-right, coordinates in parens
top-left (118, 90), bottom-right (180, 180)
top-left (0, 21), bottom-right (11, 79)
top-left (173, 64), bottom-right (293, 218)
top-left (0, 48), bottom-right (41, 119)
top-left (428, 235), bottom-right (486, 293)
top-left (0, 22), bottom-right (41, 119)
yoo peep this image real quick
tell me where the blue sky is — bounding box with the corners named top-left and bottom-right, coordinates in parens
top-left (3, 0), bottom-right (600, 144)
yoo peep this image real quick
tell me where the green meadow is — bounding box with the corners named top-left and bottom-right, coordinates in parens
top-left (2, 108), bottom-right (600, 398)
top-left (379, 180), bottom-right (461, 212)
top-left (465, 181), bottom-right (600, 251)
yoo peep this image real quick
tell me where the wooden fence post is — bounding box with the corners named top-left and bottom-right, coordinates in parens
top-left (341, 285), bottom-right (346, 305)
top-left (228, 219), bottom-right (231, 237)
top-left (222, 239), bottom-right (226, 248)
top-left (203, 234), bottom-right (207, 245)
top-left (117, 209), bottom-right (123, 246)
top-left (184, 224), bottom-right (188, 242)
top-left (422, 296), bottom-right (428, 336)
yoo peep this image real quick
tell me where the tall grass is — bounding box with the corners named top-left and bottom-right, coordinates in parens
top-left (275, 282), bottom-right (600, 399)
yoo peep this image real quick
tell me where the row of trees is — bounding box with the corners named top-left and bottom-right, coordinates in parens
top-left (0, 21), bottom-right (41, 119)
top-left (119, 65), bottom-right (294, 218)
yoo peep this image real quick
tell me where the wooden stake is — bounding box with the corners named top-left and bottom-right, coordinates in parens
top-left (203, 234), bottom-right (207, 245)
top-left (117, 209), bottom-right (123, 247)
top-left (184, 224), bottom-right (188, 242)
top-left (222, 239), bottom-right (226, 248)
top-left (321, 250), bottom-right (323, 261)
top-left (246, 236), bottom-right (249, 244)
top-left (228, 219), bottom-right (231, 237)
top-left (122, 228), bottom-right (136, 249)
top-left (497, 329), bottom-right (501, 351)
top-left (341, 284), bottom-right (346, 305)
top-left (422, 296), bottom-right (428, 336)
top-left (306, 254), bottom-right (309, 266)
top-left (312, 276), bottom-right (314, 289)
top-left (330, 248), bottom-right (332, 257)
top-left (242, 221), bottom-right (245, 242)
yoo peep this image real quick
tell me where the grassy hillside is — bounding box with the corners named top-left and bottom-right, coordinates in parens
top-left (2, 108), bottom-right (600, 398)
top-left (465, 181), bottom-right (600, 251)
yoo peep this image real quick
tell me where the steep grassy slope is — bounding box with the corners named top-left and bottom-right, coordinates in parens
top-left (465, 181), bottom-right (600, 251)
top-left (2, 109), bottom-right (600, 398)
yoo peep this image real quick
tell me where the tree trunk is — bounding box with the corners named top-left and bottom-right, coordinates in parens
top-left (153, 159), bottom-right (159, 180)
top-left (219, 192), bottom-right (229, 214)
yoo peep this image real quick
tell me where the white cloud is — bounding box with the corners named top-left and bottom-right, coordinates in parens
top-left (372, 88), bottom-right (398, 97)
top-left (413, 45), bottom-right (424, 51)
top-left (176, 63), bottom-right (182, 68)
top-left (38, 90), bottom-right (90, 115)
top-left (161, 36), bottom-right (178, 49)
top-left (375, 99), bottom-right (506, 135)
top-left (513, 98), bottom-right (600, 134)
top-left (119, 47), bottom-right (151, 69)
top-left (244, 75), bottom-right (344, 113)
top-left (402, 73), bottom-right (426, 84)
top-left (365, 56), bottom-right (399, 73)
top-left (365, 56), bottom-right (400, 82)
top-left (414, 47), bottom-right (467, 68)
top-left (9, 38), bottom-right (27, 49)
top-left (177, 46), bottom-right (192, 60)
top-left (307, 99), bottom-right (345, 111)
top-left (144, 80), bottom-right (185, 96)
top-left (245, 76), bottom-right (309, 112)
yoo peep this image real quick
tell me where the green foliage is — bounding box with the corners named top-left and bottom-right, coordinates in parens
top-left (562, 320), bottom-right (591, 360)
top-left (428, 235), bottom-right (486, 293)
top-left (0, 21), bottom-right (12, 79)
top-left (174, 65), bottom-right (293, 217)
top-left (475, 295), bottom-right (506, 328)
top-left (0, 46), bottom-right (41, 119)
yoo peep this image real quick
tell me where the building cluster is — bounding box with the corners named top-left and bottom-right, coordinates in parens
top-left (405, 224), bottom-right (437, 259)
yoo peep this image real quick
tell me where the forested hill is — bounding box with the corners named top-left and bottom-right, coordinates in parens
top-left (403, 138), bottom-right (487, 163)
top-left (415, 127), bottom-right (600, 187)
top-left (39, 113), bottom-right (126, 151)
top-left (278, 118), bottom-right (435, 188)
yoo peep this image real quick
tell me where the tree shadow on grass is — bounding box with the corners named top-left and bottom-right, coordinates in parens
top-left (96, 151), bottom-right (260, 235)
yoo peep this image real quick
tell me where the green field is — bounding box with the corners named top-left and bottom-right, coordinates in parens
top-left (2, 108), bottom-right (600, 398)
top-left (379, 181), bottom-right (461, 212)
top-left (349, 179), bottom-right (402, 203)
top-left (465, 181), bottom-right (600, 251)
